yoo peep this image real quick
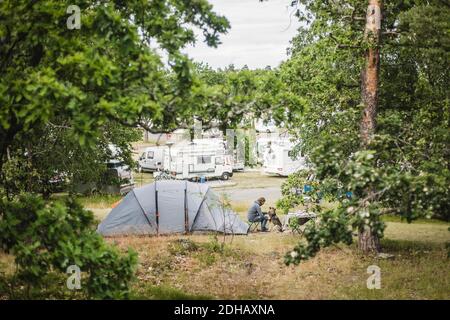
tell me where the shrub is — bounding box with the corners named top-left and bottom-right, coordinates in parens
top-left (202, 235), bottom-right (224, 253)
top-left (0, 193), bottom-right (137, 299)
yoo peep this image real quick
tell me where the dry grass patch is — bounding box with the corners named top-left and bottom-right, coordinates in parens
top-left (105, 219), bottom-right (450, 300)
top-left (106, 233), bottom-right (361, 299)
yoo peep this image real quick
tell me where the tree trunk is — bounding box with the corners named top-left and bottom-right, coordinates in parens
top-left (361, 0), bottom-right (381, 145)
top-left (358, 227), bottom-right (381, 254)
top-left (0, 128), bottom-right (17, 181)
top-left (359, 0), bottom-right (382, 253)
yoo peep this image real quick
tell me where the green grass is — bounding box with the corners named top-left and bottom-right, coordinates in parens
top-left (334, 240), bottom-right (450, 299)
top-left (76, 194), bottom-right (122, 209)
top-left (133, 172), bottom-right (155, 187)
top-left (382, 214), bottom-right (449, 225)
top-left (384, 221), bottom-right (450, 244)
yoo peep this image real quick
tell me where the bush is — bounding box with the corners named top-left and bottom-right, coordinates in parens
top-left (0, 193), bottom-right (137, 299)
top-left (202, 235), bottom-right (224, 253)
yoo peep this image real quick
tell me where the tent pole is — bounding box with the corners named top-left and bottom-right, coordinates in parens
top-left (189, 185), bottom-right (207, 232)
top-left (133, 190), bottom-right (153, 231)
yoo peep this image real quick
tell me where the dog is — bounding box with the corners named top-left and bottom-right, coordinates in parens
top-left (267, 207), bottom-right (283, 232)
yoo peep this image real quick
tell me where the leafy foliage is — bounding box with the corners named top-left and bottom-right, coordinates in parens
top-left (0, 0), bottom-right (229, 299)
top-left (192, 63), bottom-right (302, 131)
top-left (277, 0), bottom-right (450, 264)
top-left (2, 121), bottom-right (142, 198)
top-left (0, 0), bottom-right (230, 169)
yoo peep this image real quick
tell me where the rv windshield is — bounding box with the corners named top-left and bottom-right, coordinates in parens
top-left (107, 162), bottom-right (123, 169)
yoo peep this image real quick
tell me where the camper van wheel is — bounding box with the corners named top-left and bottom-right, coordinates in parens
top-left (221, 172), bottom-right (230, 181)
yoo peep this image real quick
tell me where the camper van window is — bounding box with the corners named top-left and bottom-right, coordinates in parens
top-left (197, 156), bottom-right (212, 164)
top-left (215, 157), bottom-right (224, 165)
top-left (107, 162), bottom-right (122, 169)
top-left (147, 151), bottom-right (154, 159)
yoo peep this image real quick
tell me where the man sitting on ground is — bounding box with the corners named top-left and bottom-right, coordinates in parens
top-left (247, 197), bottom-right (269, 232)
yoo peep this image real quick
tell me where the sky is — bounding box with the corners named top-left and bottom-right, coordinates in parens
top-left (183, 0), bottom-right (302, 70)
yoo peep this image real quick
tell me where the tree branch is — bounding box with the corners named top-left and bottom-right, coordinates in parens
top-left (106, 113), bottom-right (221, 135)
top-left (329, 33), bottom-right (361, 49)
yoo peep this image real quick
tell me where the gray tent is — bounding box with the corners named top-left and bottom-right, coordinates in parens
top-left (97, 180), bottom-right (249, 236)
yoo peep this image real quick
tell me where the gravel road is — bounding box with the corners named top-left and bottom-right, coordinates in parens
top-left (214, 186), bottom-right (281, 204)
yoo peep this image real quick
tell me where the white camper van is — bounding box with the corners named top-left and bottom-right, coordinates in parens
top-left (138, 146), bottom-right (168, 172)
top-left (262, 139), bottom-right (306, 176)
top-left (160, 139), bottom-right (234, 181)
top-left (203, 138), bottom-right (245, 171)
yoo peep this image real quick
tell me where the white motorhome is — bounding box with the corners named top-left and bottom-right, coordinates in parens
top-left (211, 137), bottom-right (245, 171)
top-left (138, 146), bottom-right (168, 172)
top-left (262, 139), bottom-right (307, 176)
top-left (160, 139), bottom-right (234, 180)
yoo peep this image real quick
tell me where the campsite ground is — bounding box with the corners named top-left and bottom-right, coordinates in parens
top-left (82, 172), bottom-right (449, 299)
top-left (113, 225), bottom-right (450, 300)
top-left (1, 171), bottom-right (449, 299)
